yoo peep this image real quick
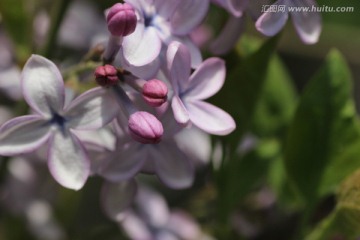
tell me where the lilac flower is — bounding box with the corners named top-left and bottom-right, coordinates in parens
top-left (0, 55), bottom-right (119, 190)
top-left (168, 42), bottom-right (236, 135)
top-left (103, 186), bottom-right (215, 240)
top-left (119, 0), bottom-right (209, 68)
top-left (256, 0), bottom-right (322, 44)
top-left (0, 157), bottom-right (66, 240)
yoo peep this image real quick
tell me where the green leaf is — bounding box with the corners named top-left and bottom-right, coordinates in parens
top-left (212, 35), bottom-right (279, 149)
top-left (252, 55), bottom-right (297, 137)
top-left (214, 36), bottom-right (279, 222)
top-left (0, 0), bottom-right (33, 62)
top-left (307, 169), bottom-right (360, 239)
top-left (284, 49), bottom-right (358, 207)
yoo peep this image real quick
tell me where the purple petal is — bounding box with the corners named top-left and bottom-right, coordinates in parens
top-left (122, 23), bottom-right (162, 66)
top-left (116, 53), bottom-right (160, 79)
top-left (212, 0), bottom-right (248, 17)
top-left (167, 41), bottom-right (191, 93)
top-left (153, 141), bottom-right (194, 189)
top-left (64, 87), bottom-right (119, 130)
top-left (255, 0), bottom-right (288, 37)
top-left (171, 96), bottom-right (190, 126)
top-left (101, 180), bottom-right (137, 221)
top-left (21, 55), bottom-right (65, 117)
top-left (48, 131), bottom-right (90, 190)
top-left (100, 143), bottom-right (145, 182)
top-left (170, 0), bottom-right (209, 35)
top-left (167, 211), bottom-right (201, 239)
top-left (0, 115), bottom-right (51, 155)
top-left (210, 15), bottom-right (246, 55)
top-left (121, 211), bottom-right (152, 239)
top-left (154, 0), bottom-right (181, 19)
top-left (168, 36), bottom-right (203, 68)
top-left (289, 0), bottom-right (321, 44)
top-left (187, 100), bottom-right (236, 135)
top-left (136, 187), bottom-right (170, 227)
top-left (174, 127), bottom-right (211, 165)
top-left (186, 57), bottom-right (226, 100)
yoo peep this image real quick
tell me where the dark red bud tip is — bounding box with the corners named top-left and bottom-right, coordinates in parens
top-left (107, 3), bottom-right (137, 37)
top-left (128, 111), bottom-right (164, 144)
top-left (94, 65), bottom-right (119, 87)
top-left (142, 79), bottom-right (168, 107)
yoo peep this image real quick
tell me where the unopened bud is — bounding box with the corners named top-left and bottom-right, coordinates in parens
top-left (128, 111), bottom-right (163, 144)
top-left (142, 79), bottom-right (168, 107)
top-left (107, 3), bottom-right (137, 37)
top-left (94, 65), bottom-right (119, 87)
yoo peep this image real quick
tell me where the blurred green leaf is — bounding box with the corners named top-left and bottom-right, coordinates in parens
top-left (213, 35), bottom-right (279, 149)
top-left (214, 36), bottom-right (279, 223)
top-left (252, 55), bottom-right (297, 137)
top-left (284, 50), bottom-right (359, 208)
top-left (0, 0), bottom-right (33, 62)
top-left (307, 169), bottom-right (360, 239)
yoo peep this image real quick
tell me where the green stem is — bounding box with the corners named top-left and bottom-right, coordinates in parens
top-left (62, 61), bottom-right (101, 80)
top-left (42, 0), bottom-right (71, 58)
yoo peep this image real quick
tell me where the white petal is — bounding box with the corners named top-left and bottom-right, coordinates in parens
top-left (186, 57), bottom-right (226, 100)
top-left (289, 0), bottom-right (321, 44)
top-left (22, 55), bottom-right (65, 117)
top-left (65, 87), bottom-right (119, 130)
top-left (154, 0), bottom-right (181, 19)
top-left (171, 0), bottom-right (209, 35)
top-left (121, 211), bottom-right (153, 239)
top-left (116, 53), bottom-right (160, 80)
top-left (255, 0), bottom-right (288, 36)
top-left (122, 23), bottom-right (162, 66)
top-left (171, 96), bottom-right (190, 126)
top-left (167, 41), bottom-right (191, 93)
top-left (187, 100), bottom-right (236, 135)
top-left (175, 127), bottom-right (211, 164)
top-left (101, 180), bottom-right (137, 221)
top-left (167, 211), bottom-right (201, 239)
top-left (100, 143), bottom-right (145, 182)
top-left (153, 141), bottom-right (194, 189)
top-left (48, 131), bottom-right (90, 190)
top-left (136, 187), bottom-right (170, 227)
top-left (0, 115), bottom-right (51, 155)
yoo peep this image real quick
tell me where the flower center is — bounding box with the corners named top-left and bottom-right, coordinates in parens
top-left (144, 14), bottom-right (153, 27)
top-left (50, 113), bottom-right (66, 128)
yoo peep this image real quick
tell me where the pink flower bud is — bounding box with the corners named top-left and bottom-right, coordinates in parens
top-left (142, 79), bottom-right (168, 107)
top-left (128, 111), bottom-right (163, 144)
top-left (94, 65), bottom-right (119, 87)
top-left (107, 3), bottom-right (137, 37)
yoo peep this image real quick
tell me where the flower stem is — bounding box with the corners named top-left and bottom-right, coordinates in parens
top-left (41, 0), bottom-right (71, 58)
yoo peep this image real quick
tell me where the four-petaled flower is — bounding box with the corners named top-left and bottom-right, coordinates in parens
top-left (256, 0), bottom-right (321, 44)
top-left (0, 55), bottom-right (118, 190)
top-left (168, 42), bottom-right (236, 135)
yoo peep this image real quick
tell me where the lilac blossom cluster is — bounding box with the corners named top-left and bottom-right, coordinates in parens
top-left (0, 0), bottom-right (322, 234)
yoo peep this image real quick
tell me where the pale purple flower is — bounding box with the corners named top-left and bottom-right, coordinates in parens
top-left (256, 0), bottom-right (322, 44)
top-left (168, 42), bottom-right (236, 135)
top-left (0, 55), bottom-right (119, 190)
top-left (104, 186), bottom-right (215, 240)
top-left (0, 157), bottom-right (66, 240)
top-left (119, 0), bottom-right (209, 68)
